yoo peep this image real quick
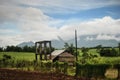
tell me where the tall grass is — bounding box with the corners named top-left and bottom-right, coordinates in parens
top-left (0, 52), bottom-right (35, 61)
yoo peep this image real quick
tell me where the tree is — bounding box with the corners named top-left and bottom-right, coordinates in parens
top-left (0, 47), bottom-right (3, 52)
top-left (99, 48), bottom-right (118, 57)
top-left (14, 46), bottom-right (22, 52)
top-left (118, 43), bottom-right (120, 55)
top-left (81, 47), bottom-right (89, 57)
top-left (96, 45), bottom-right (102, 53)
top-left (64, 43), bottom-right (75, 55)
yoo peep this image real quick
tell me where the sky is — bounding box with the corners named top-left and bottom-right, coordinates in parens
top-left (0, 0), bottom-right (120, 47)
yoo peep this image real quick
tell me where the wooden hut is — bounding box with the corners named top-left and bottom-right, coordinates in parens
top-left (49, 50), bottom-right (75, 65)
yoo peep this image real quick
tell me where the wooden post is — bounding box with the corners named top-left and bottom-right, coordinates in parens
top-left (44, 42), bottom-right (47, 60)
top-left (35, 41), bottom-right (52, 61)
top-left (75, 30), bottom-right (78, 61)
top-left (35, 42), bottom-right (38, 61)
top-left (40, 43), bottom-right (42, 60)
top-left (35, 54), bottom-right (37, 61)
top-left (75, 30), bottom-right (78, 77)
top-left (118, 43), bottom-right (120, 55)
top-left (50, 41), bottom-right (52, 60)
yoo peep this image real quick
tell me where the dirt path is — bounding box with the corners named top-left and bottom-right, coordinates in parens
top-left (0, 68), bottom-right (84, 80)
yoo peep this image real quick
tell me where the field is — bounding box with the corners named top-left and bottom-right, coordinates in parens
top-left (0, 49), bottom-right (120, 80)
top-left (0, 51), bottom-right (120, 64)
top-left (0, 52), bottom-right (35, 61)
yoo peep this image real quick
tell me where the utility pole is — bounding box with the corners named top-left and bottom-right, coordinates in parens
top-left (75, 30), bottom-right (78, 61)
top-left (75, 30), bottom-right (78, 78)
top-left (118, 43), bottom-right (120, 55)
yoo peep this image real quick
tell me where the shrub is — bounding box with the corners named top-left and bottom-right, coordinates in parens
top-left (99, 48), bottom-right (118, 57)
top-left (76, 63), bottom-right (111, 79)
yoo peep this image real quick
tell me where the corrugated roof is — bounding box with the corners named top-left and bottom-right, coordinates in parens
top-left (50, 50), bottom-right (65, 60)
top-left (51, 50), bottom-right (65, 56)
top-left (59, 52), bottom-right (74, 57)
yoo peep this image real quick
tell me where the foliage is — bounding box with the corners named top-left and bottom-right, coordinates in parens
top-left (118, 43), bottom-right (120, 55)
top-left (76, 63), bottom-right (111, 79)
top-left (0, 47), bottom-right (4, 52)
top-left (4, 45), bottom-right (35, 52)
top-left (95, 45), bottom-right (102, 53)
top-left (113, 64), bottom-right (120, 79)
top-left (64, 43), bottom-right (75, 55)
top-left (80, 47), bottom-right (99, 64)
top-left (81, 47), bottom-right (89, 55)
top-left (0, 52), bottom-right (35, 61)
top-left (99, 48), bottom-right (118, 57)
top-left (0, 53), bottom-right (120, 79)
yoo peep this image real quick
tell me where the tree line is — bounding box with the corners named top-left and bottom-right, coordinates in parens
top-left (0, 46), bottom-right (35, 52)
top-left (64, 43), bottom-right (120, 57)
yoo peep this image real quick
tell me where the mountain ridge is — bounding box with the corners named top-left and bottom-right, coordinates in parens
top-left (17, 35), bottom-right (119, 49)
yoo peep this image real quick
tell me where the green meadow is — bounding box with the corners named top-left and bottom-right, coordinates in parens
top-left (0, 52), bottom-right (35, 61)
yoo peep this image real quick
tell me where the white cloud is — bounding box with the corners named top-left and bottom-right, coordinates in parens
top-left (0, 35), bottom-right (24, 47)
top-left (0, 0), bottom-right (120, 47)
top-left (58, 16), bottom-right (120, 40)
top-left (0, 3), bottom-right (59, 47)
top-left (86, 36), bottom-right (94, 41)
top-left (96, 34), bottom-right (120, 41)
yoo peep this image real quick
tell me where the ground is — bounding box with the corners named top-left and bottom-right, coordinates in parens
top-left (0, 68), bottom-right (85, 80)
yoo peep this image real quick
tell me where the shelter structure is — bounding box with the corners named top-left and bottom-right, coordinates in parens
top-left (35, 41), bottom-right (52, 61)
top-left (49, 50), bottom-right (75, 65)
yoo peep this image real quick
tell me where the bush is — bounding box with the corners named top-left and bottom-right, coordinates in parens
top-left (99, 48), bottom-right (118, 57)
top-left (113, 64), bottom-right (120, 79)
top-left (76, 63), bottom-right (111, 79)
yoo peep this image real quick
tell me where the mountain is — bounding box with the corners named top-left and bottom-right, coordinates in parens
top-left (52, 35), bottom-right (119, 49)
top-left (17, 35), bottom-right (119, 48)
top-left (17, 41), bottom-right (34, 47)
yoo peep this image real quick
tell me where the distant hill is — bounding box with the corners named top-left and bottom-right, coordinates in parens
top-left (17, 41), bottom-right (34, 47)
top-left (17, 35), bottom-right (119, 48)
top-left (52, 35), bottom-right (119, 49)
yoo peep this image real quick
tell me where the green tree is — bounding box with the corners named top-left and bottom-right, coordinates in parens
top-left (118, 43), bottom-right (120, 55)
top-left (96, 45), bottom-right (102, 53)
top-left (0, 47), bottom-right (3, 52)
top-left (64, 43), bottom-right (75, 55)
top-left (99, 48), bottom-right (118, 57)
top-left (81, 47), bottom-right (89, 57)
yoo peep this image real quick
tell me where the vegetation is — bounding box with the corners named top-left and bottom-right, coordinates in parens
top-left (64, 43), bottom-right (75, 55)
top-left (0, 52), bottom-right (35, 61)
top-left (0, 45), bottom-right (35, 52)
top-left (0, 43), bottom-right (120, 79)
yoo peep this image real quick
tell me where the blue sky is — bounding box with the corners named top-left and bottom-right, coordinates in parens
top-left (48, 5), bottom-right (120, 20)
top-left (0, 0), bottom-right (120, 47)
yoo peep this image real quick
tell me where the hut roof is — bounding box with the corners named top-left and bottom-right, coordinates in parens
top-left (51, 50), bottom-right (65, 56)
top-left (51, 50), bottom-right (65, 60)
top-left (59, 52), bottom-right (74, 57)
top-left (50, 49), bottom-right (74, 60)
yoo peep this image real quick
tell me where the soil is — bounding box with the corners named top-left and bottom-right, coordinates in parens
top-left (0, 68), bottom-right (85, 80)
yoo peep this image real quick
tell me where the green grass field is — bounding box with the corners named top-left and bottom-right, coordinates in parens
top-left (0, 50), bottom-right (120, 64)
top-left (0, 52), bottom-right (35, 61)
top-left (0, 51), bottom-right (120, 79)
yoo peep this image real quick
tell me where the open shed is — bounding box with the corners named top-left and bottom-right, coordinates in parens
top-left (50, 50), bottom-right (75, 64)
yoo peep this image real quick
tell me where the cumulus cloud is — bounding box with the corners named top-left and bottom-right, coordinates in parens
top-left (0, 0), bottom-right (120, 47)
top-left (0, 1), bottom-right (58, 47)
top-left (58, 16), bottom-right (120, 40)
top-left (96, 34), bottom-right (120, 41)
top-left (0, 15), bottom-right (120, 47)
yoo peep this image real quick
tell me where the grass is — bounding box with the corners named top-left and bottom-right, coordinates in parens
top-left (0, 51), bottom-right (120, 79)
top-left (0, 50), bottom-right (120, 64)
top-left (0, 52), bottom-right (35, 61)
